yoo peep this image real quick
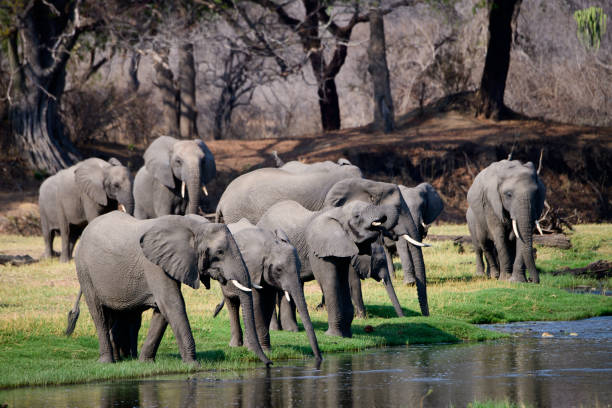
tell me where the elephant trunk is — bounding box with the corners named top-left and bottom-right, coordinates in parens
top-left (118, 192), bottom-right (134, 215)
top-left (382, 274), bottom-right (404, 317)
top-left (517, 209), bottom-right (539, 283)
top-left (238, 290), bottom-right (272, 366)
top-left (396, 213), bottom-right (429, 316)
top-left (291, 286), bottom-right (322, 362)
top-left (185, 167), bottom-right (201, 215)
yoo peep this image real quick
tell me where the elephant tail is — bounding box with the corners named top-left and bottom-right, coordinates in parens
top-left (65, 289), bottom-right (82, 336)
top-left (271, 150), bottom-right (284, 167)
top-left (213, 298), bottom-right (225, 318)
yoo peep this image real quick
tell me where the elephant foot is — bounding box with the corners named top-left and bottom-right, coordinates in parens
top-left (184, 359), bottom-right (201, 368)
top-left (59, 255), bottom-right (70, 263)
top-left (98, 354), bottom-right (115, 364)
top-left (269, 319), bottom-right (280, 331)
top-left (404, 278), bottom-right (416, 286)
top-left (229, 338), bottom-right (243, 347)
top-left (354, 310), bottom-right (366, 319)
top-left (325, 327), bottom-right (352, 338)
top-left (139, 355), bottom-right (155, 363)
top-left (509, 274), bottom-right (527, 283)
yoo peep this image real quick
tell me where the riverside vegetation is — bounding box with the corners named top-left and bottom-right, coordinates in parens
top-left (0, 224), bottom-right (610, 388)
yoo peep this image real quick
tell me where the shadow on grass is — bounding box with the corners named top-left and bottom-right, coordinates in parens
top-left (352, 321), bottom-right (461, 344)
top-left (363, 304), bottom-right (421, 318)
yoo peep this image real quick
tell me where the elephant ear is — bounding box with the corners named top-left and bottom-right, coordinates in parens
top-left (74, 161), bottom-right (108, 206)
top-left (534, 174), bottom-right (547, 219)
top-left (144, 136), bottom-right (176, 189)
top-left (351, 254), bottom-right (371, 279)
top-left (324, 178), bottom-right (360, 207)
top-left (197, 140), bottom-right (216, 184)
top-left (422, 183), bottom-right (444, 225)
top-left (307, 214), bottom-right (358, 258)
top-left (139, 220), bottom-right (200, 289)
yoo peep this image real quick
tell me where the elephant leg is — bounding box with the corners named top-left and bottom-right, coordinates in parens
top-left (492, 228), bottom-right (512, 280)
top-left (269, 291), bottom-right (281, 331)
top-left (348, 265), bottom-right (366, 319)
top-left (311, 256), bottom-right (353, 338)
top-left (140, 309), bottom-right (168, 362)
top-left (78, 267), bottom-right (114, 362)
top-left (396, 239), bottom-right (416, 285)
top-left (279, 294), bottom-right (298, 332)
top-left (483, 241), bottom-right (500, 279)
top-left (473, 245), bottom-right (486, 276)
top-left (41, 216), bottom-right (55, 259)
top-left (58, 216), bottom-right (71, 263)
top-left (226, 296), bottom-right (244, 347)
top-left (383, 246), bottom-right (397, 281)
top-left (68, 225), bottom-right (84, 258)
top-left (253, 289), bottom-right (274, 351)
top-left (145, 267), bottom-right (197, 364)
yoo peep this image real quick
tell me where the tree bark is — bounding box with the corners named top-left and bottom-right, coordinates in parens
top-left (9, 0), bottom-right (83, 174)
top-left (368, 7), bottom-right (394, 133)
top-left (154, 47), bottom-right (180, 138)
top-left (178, 42), bottom-right (198, 139)
top-left (475, 0), bottom-right (523, 120)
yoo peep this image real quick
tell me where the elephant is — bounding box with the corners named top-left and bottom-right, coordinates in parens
top-left (384, 183), bottom-right (444, 284)
top-left (64, 211), bottom-right (271, 365)
top-left (38, 157), bottom-right (134, 262)
top-left (134, 136), bottom-right (216, 219)
top-left (217, 169), bottom-right (430, 317)
top-left (258, 200), bottom-right (398, 337)
top-left (277, 158), bottom-right (354, 173)
top-left (466, 160), bottom-right (546, 283)
top-left (213, 219), bottom-right (322, 361)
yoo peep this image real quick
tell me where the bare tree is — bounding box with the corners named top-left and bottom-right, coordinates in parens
top-left (368, 4), bottom-right (394, 132)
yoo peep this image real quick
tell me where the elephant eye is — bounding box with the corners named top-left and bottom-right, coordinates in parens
top-left (369, 195), bottom-right (375, 203)
top-left (504, 192), bottom-right (513, 199)
top-left (113, 182), bottom-right (120, 189)
top-left (174, 158), bottom-right (182, 166)
top-left (216, 248), bottom-right (224, 256)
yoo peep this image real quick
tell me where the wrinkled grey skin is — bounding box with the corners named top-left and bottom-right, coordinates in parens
top-left (134, 136), bottom-right (216, 219)
top-left (466, 160), bottom-right (546, 283)
top-left (258, 200), bottom-right (396, 338)
top-left (215, 165), bottom-right (362, 224)
top-left (39, 157), bottom-right (134, 262)
top-left (385, 183), bottom-right (444, 284)
top-left (65, 212), bottom-right (270, 365)
top-left (214, 219), bottom-right (322, 361)
top-left (279, 158), bottom-right (353, 173)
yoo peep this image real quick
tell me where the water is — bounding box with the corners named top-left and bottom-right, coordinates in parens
top-left (1, 317), bottom-right (611, 407)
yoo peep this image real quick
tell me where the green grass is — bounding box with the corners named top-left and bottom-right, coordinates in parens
top-left (0, 224), bottom-right (610, 388)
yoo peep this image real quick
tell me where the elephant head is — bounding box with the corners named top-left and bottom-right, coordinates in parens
top-left (231, 221), bottom-right (322, 361)
top-left (144, 136), bottom-right (216, 214)
top-left (468, 160), bottom-right (546, 282)
top-left (75, 158), bottom-right (134, 215)
top-left (324, 178), bottom-right (430, 316)
top-left (140, 215), bottom-right (270, 365)
top-left (399, 183), bottom-right (444, 239)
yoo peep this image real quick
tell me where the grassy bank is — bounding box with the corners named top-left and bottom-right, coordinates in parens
top-left (0, 224), bottom-right (610, 388)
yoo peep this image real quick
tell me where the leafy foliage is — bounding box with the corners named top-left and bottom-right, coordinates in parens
top-left (574, 6), bottom-right (607, 51)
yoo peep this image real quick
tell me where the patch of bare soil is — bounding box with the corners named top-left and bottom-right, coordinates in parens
top-left (1, 109), bottom-right (610, 235)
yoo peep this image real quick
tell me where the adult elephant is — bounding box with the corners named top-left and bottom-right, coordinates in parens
top-left (384, 183), bottom-right (444, 285)
top-left (65, 212), bottom-right (270, 365)
top-left (214, 219), bottom-right (322, 361)
top-left (39, 157), bottom-right (134, 262)
top-left (217, 170), bottom-right (430, 317)
top-left (134, 136), bottom-right (216, 219)
top-left (258, 200), bottom-right (398, 337)
top-left (466, 160), bottom-right (546, 283)
top-left (278, 158), bottom-right (353, 173)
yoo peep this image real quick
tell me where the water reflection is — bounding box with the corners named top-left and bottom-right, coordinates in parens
top-left (1, 317), bottom-right (611, 408)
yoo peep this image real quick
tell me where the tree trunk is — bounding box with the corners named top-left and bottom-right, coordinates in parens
top-left (476, 0), bottom-right (523, 120)
top-left (317, 78), bottom-right (341, 131)
top-left (368, 7), bottom-right (394, 133)
top-left (9, 0), bottom-right (82, 174)
top-left (178, 42), bottom-right (198, 139)
top-left (154, 48), bottom-right (180, 138)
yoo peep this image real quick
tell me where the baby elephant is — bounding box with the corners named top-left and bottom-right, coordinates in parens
top-left (258, 200), bottom-right (397, 338)
top-left (65, 212), bottom-right (271, 365)
top-left (214, 219), bottom-right (322, 361)
top-left (39, 157), bottom-right (134, 262)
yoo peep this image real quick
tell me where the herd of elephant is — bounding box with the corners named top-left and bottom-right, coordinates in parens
top-left (37, 135), bottom-right (546, 366)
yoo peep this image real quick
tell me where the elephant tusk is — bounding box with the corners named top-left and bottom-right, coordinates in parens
top-left (535, 220), bottom-right (544, 236)
top-left (512, 219), bottom-right (524, 243)
top-left (231, 280), bottom-right (252, 292)
top-left (421, 221), bottom-right (428, 229)
top-left (285, 291), bottom-right (291, 302)
top-left (181, 181), bottom-right (186, 198)
top-left (202, 185), bottom-right (208, 196)
top-left (402, 234), bottom-right (431, 247)
top-left (252, 283), bottom-right (263, 289)
top-left (118, 204), bottom-right (126, 213)
top-left (371, 221), bottom-right (382, 227)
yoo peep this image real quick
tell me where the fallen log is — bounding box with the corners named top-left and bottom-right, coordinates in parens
top-left (0, 254), bottom-right (37, 266)
top-left (426, 233), bottom-right (572, 249)
top-left (551, 260), bottom-right (612, 280)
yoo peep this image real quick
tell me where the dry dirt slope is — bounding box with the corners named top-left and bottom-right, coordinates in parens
top-left (1, 111), bottom-right (611, 235)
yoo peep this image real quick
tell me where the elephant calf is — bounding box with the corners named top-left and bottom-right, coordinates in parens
top-left (466, 160), bottom-right (546, 283)
top-left (214, 219), bottom-right (322, 361)
top-left (65, 212), bottom-right (271, 365)
top-left (38, 157), bottom-right (134, 262)
top-left (258, 200), bottom-right (397, 338)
